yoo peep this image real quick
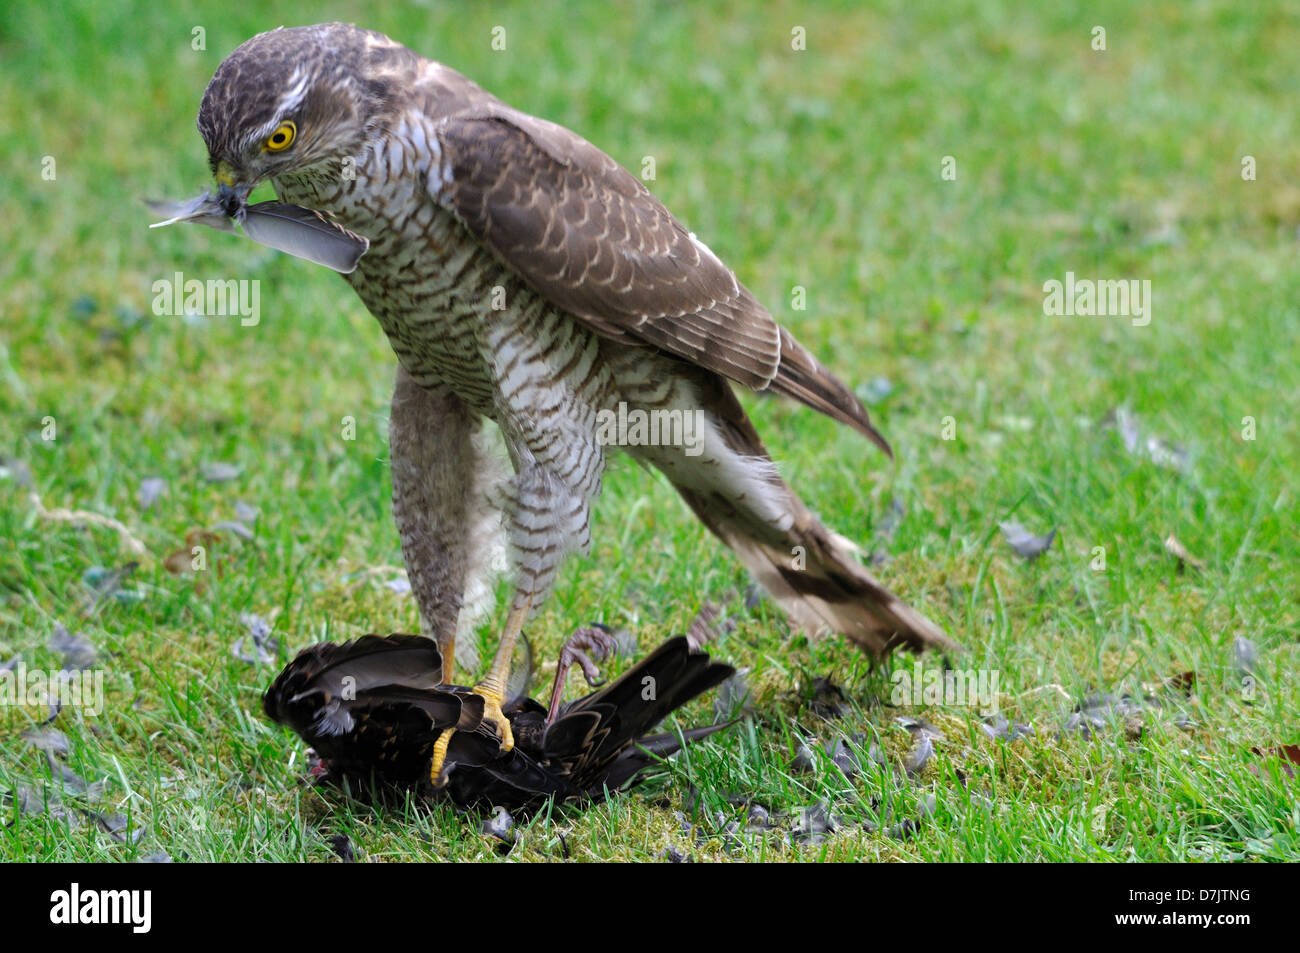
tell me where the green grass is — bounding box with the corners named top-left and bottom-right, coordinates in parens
top-left (1, 0), bottom-right (1297, 862)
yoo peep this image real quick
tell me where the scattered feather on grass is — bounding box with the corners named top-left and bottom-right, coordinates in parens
top-left (808, 675), bottom-right (851, 719)
top-left (713, 669), bottom-right (752, 720)
top-left (1234, 636), bottom-right (1258, 676)
top-left (50, 623), bottom-right (98, 671)
top-left (137, 476), bottom-right (167, 510)
top-left (980, 714), bottom-right (1035, 741)
top-left (200, 462), bottom-right (242, 484)
top-left (1108, 407), bottom-right (1190, 474)
top-left (327, 833), bottom-right (357, 862)
top-left (80, 562), bottom-right (143, 614)
top-left (22, 727), bottom-right (70, 758)
top-left (998, 521), bottom-right (1056, 561)
top-left (856, 375), bottom-right (894, 406)
top-left (481, 805), bottom-right (515, 847)
top-left (211, 520), bottom-right (254, 541)
top-left (1164, 533), bottom-right (1205, 571)
top-left (904, 733), bottom-right (935, 777)
top-left (789, 802), bottom-right (836, 846)
top-left (232, 613), bottom-right (278, 664)
top-left (789, 741), bottom-right (818, 775)
top-left (0, 457), bottom-right (34, 487)
top-left (91, 810), bottom-right (143, 845)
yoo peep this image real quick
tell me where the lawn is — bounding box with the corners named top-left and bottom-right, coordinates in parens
top-left (1, 0), bottom-right (1296, 862)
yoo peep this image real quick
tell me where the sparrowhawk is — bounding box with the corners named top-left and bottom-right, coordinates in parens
top-left (189, 22), bottom-right (957, 782)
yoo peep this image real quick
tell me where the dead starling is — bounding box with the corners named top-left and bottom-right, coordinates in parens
top-left (264, 631), bottom-right (735, 810)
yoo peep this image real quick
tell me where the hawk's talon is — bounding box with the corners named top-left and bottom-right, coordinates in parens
top-left (478, 692), bottom-right (515, 754)
top-left (428, 688), bottom-right (514, 786)
top-left (429, 728), bottom-right (454, 787)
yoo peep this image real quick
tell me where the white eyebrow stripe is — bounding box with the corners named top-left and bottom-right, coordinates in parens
top-left (242, 116), bottom-right (287, 150)
top-left (240, 67), bottom-right (311, 150)
top-left (274, 66), bottom-right (311, 116)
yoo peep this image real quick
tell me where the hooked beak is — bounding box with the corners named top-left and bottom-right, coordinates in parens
top-left (214, 160), bottom-right (253, 217)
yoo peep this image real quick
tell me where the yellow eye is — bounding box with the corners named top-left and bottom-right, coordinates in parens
top-left (265, 121), bottom-right (296, 152)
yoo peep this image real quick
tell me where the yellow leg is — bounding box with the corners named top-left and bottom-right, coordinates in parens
top-left (471, 598), bottom-right (531, 753)
top-left (429, 599), bottom-right (529, 785)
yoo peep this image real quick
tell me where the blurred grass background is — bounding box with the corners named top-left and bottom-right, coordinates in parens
top-left (0, 0), bottom-right (1296, 861)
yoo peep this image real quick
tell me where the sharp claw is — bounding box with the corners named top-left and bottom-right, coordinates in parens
top-left (484, 697), bottom-right (514, 753)
top-left (429, 729), bottom-right (454, 787)
top-left (430, 690), bottom-right (514, 783)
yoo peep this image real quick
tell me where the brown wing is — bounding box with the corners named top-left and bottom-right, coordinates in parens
top-left (433, 106), bottom-right (889, 450)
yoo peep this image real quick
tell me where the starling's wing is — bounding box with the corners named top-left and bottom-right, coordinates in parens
top-left (302, 687), bottom-right (470, 787)
top-left (273, 634), bottom-right (444, 702)
top-left (264, 636), bottom-right (483, 788)
top-left (439, 699), bottom-right (584, 807)
top-left (239, 202), bottom-right (370, 273)
top-left (600, 723), bottom-right (736, 791)
top-left (434, 107), bottom-right (888, 451)
top-left (443, 748), bottom-right (586, 808)
top-left (263, 634), bottom-right (448, 739)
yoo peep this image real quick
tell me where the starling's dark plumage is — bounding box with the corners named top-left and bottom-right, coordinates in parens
top-left (264, 633), bottom-right (734, 809)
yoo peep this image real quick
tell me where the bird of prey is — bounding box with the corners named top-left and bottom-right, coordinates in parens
top-left (189, 22), bottom-right (956, 782)
top-left (263, 627), bottom-right (734, 808)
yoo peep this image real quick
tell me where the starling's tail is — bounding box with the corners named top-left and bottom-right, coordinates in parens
top-left (544, 635), bottom-right (734, 791)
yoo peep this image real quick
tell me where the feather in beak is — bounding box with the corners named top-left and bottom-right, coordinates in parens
top-left (146, 193), bottom-right (370, 273)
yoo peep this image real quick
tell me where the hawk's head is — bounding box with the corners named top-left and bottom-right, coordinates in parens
top-left (196, 23), bottom-right (410, 215)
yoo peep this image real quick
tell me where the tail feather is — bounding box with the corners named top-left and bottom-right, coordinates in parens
top-left (678, 485), bottom-right (955, 655)
top-left (657, 371), bottom-right (957, 658)
top-left (769, 326), bottom-right (892, 456)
